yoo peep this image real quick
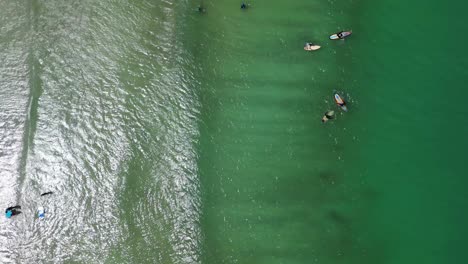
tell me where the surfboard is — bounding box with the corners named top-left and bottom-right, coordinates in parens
top-left (304, 43), bottom-right (321, 51)
top-left (334, 93), bottom-right (348, 111)
top-left (329, 31), bottom-right (352, 40)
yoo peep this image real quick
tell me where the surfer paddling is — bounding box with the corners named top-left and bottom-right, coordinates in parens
top-left (334, 93), bottom-right (348, 111)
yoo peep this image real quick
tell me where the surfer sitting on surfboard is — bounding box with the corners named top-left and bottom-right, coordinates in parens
top-left (330, 31), bottom-right (352, 40)
top-left (322, 110), bottom-right (335, 123)
top-left (304, 42), bottom-right (321, 51)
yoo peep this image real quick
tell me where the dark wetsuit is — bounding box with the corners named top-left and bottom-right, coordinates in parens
top-left (322, 111), bottom-right (334, 123)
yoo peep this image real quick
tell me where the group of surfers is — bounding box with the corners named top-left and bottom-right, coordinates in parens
top-left (304, 30), bottom-right (352, 123)
top-left (196, 2), bottom-right (352, 123)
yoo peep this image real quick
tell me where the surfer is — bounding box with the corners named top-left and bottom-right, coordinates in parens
top-left (330, 31), bottom-right (352, 40)
top-left (241, 2), bottom-right (248, 9)
top-left (304, 42), bottom-right (321, 51)
top-left (198, 6), bottom-right (206, 13)
top-left (322, 110), bottom-right (335, 123)
top-left (338, 31), bottom-right (352, 39)
top-left (5, 205), bottom-right (21, 218)
top-left (334, 93), bottom-right (348, 111)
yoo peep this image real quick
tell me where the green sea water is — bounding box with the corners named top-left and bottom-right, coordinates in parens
top-left (193, 0), bottom-right (468, 263)
top-left (0, 0), bottom-right (466, 263)
top-left (347, 0), bottom-right (468, 263)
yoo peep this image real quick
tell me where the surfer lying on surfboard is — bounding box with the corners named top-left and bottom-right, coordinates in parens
top-left (5, 206), bottom-right (21, 218)
top-left (334, 93), bottom-right (348, 111)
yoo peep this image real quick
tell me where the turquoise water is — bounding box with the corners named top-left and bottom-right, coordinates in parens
top-left (0, 0), bottom-right (467, 263)
top-left (348, 0), bottom-right (468, 263)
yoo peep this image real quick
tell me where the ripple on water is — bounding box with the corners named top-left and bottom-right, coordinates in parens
top-left (0, 0), bottom-right (202, 263)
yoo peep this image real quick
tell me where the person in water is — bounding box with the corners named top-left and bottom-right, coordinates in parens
top-left (37, 207), bottom-right (45, 218)
top-left (5, 206), bottom-right (21, 218)
top-left (38, 191), bottom-right (53, 218)
top-left (41, 191), bottom-right (53, 197)
top-left (198, 5), bottom-right (206, 13)
top-left (304, 42), bottom-right (320, 51)
top-left (336, 98), bottom-right (346, 107)
top-left (334, 94), bottom-right (348, 111)
top-left (337, 31), bottom-right (351, 39)
top-left (322, 110), bottom-right (335, 123)
top-left (241, 2), bottom-right (248, 9)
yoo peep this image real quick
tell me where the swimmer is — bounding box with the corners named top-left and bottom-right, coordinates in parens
top-left (241, 2), bottom-right (248, 9)
top-left (322, 110), bottom-right (335, 123)
top-left (41, 191), bottom-right (53, 196)
top-left (304, 42), bottom-right (321, 51)
top-left (198, 6), bottom-right (206, 13)
top-left (38, 207), bottom-right (45, 218)
top-left (5, 205), bottom-right (21, 218)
